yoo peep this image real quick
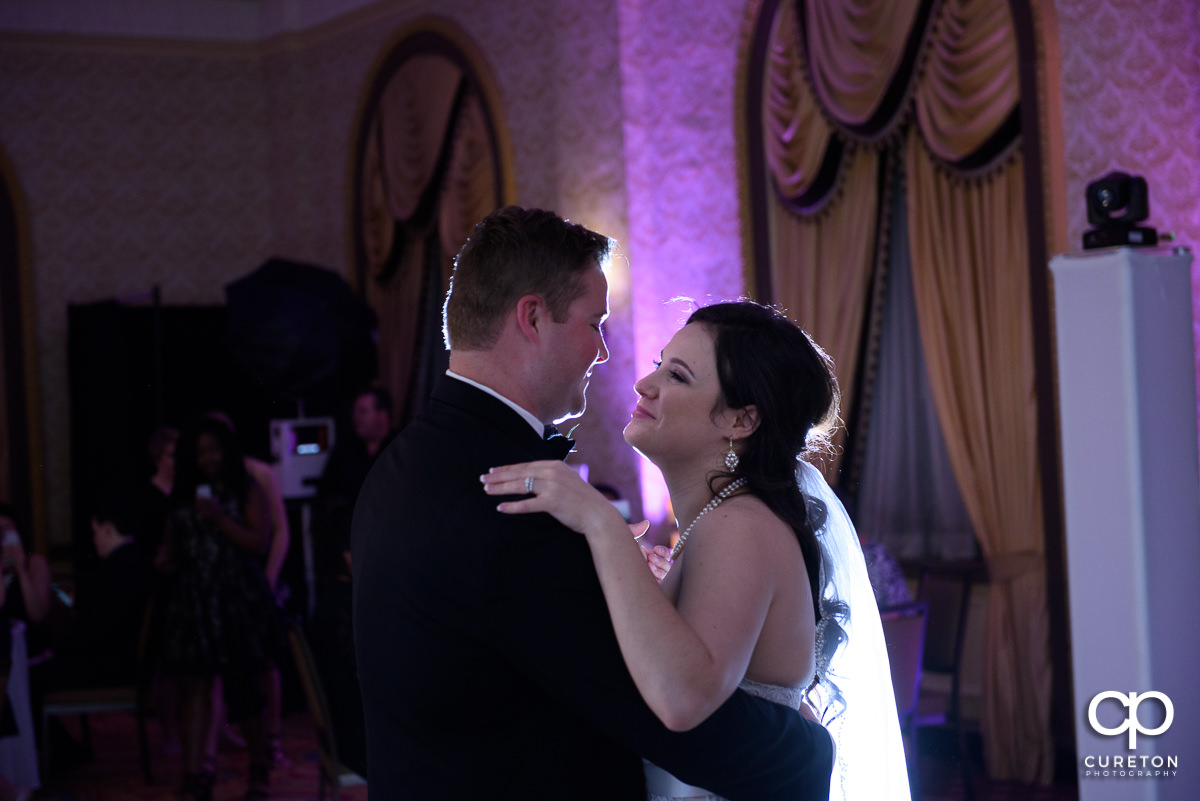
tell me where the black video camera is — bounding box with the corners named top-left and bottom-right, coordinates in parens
top-left (1082, 171), bottom-right (1157, 249)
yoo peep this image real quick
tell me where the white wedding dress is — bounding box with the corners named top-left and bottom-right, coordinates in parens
top-left (642, 461), bottom-right (911, 801)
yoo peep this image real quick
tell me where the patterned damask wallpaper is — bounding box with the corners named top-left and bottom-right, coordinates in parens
top-left (1054, 0), bottom-right (1200, 399)
top-left (1056, 0), bottom-right (1200, 248)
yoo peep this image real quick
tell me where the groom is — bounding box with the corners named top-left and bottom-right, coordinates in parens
top-left (352, 206), bottom-right (833, 799)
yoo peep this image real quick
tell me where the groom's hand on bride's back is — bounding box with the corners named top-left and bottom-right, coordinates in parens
top-left (799, 698), bottom-right (836, 767)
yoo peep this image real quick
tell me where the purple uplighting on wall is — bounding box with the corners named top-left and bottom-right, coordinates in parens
top-left (618, 0), bottom-right (750, 523)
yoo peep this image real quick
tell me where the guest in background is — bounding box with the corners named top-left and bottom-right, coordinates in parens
top-left (137, 426), bottom-right (179, 565)
top-left (43, 489), bottom-right (153, 690)
top-left (136, 426), bottom-right (184, 756)
top-left (202, 412), bottom-right (290, 594)
top-left (243, 454), bottom-right (290, 767)
top-left (201, 411), bottom-right (290, 767)
top-left (0, 611), bottom-right (11, 739)
top-left (0, 504), bottom-right (52, 655)
top-left (315, 387), bottom-right (395, 586)
top-left (159, 417), bottom-right (281, 801)
top-left (0, 503), bottom-right (53, 787)
top-left (0, 505), bottom-right (20, 780)
top-left (0, 677), bottom-right (22, 801)
top-left (307, 528), bottom-right (365, 777)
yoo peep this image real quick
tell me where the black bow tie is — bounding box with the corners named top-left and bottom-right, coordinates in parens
top-left (543, 425), bottom-right (575, 461)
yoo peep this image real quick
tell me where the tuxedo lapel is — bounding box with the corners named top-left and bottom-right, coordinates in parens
top-left (433, 376), bottom-right (574, 461)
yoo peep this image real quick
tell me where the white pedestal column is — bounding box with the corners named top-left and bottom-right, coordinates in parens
top-left (1051, 247), bottom-right (1200, 801)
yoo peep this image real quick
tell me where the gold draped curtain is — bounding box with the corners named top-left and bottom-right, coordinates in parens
top-left (757, 0), bottom-right (1052, 783)
top-left (358, 51), bottom-right (500, 424)
top-left (0, 287), bottom-right (9, 503)
top-left (766, 148), bottom-right (879, 472)
top-left (764, 0), bottom-right (878, 475)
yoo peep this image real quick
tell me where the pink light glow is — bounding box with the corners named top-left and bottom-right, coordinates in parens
top-left (628, 298), bottom-right (706, 524)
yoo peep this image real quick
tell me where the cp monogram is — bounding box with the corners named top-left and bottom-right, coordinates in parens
top-left (1088, 691), bottom-right (1174, 749)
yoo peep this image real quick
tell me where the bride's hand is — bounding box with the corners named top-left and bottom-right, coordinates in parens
top-left (634, 526), bottom-right (673, 584)
top-left (643, 545), bottom-right (672, 583)
top-left (482, 460), bottom-right (626, 537)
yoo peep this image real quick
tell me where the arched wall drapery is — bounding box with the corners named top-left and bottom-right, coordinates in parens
top-left (739, 0), bottom-right (1053, 783)
top-left (351, 18), bottom-right (514, 427)
top-left (1, 186), bottom-right (11, 505)
top-left (0, 149), bottom-right (47, 552)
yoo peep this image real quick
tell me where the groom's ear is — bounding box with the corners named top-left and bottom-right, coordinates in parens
top-left (515, 294), bottom-right (545, 343)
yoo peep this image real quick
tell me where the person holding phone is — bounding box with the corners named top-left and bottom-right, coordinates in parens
top-left (0, 503), bottom-right (50, 799)
top-left (0, 503), bottom-right (52, 640)
top-left (157, 418), bottom-right (281, 801)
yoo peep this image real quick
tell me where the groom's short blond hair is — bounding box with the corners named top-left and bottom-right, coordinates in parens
top-left (443, 206), bottom-right (612, 351)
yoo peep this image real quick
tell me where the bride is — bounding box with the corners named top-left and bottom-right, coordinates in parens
top-left (484, 300), bottom-right (909, 800)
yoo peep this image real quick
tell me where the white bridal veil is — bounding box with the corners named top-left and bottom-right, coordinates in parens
top-left (798, 459), bottom-right (912, 801)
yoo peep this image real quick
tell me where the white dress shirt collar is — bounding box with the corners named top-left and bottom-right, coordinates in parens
top-left (445, 370), bottom-right (544, 438)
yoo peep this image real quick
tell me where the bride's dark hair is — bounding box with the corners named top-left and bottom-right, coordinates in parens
top-left (687, 300), bottom-right (847, 694)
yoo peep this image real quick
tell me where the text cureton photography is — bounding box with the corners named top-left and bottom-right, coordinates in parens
top-left (1081, 691), bottom-right (1179, 780)
top-left (1082, 754), bottom-right (1177, 779)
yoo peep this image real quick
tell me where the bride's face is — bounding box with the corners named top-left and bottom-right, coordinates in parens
top-left (624, 323), bottom-right (728, 464)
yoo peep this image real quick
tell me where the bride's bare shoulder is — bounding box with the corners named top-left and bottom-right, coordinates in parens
top-left (689, 494), bottom-right (800, 560)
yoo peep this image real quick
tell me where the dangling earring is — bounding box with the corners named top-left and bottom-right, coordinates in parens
top-left (725, 438), bottom-right (740, 471)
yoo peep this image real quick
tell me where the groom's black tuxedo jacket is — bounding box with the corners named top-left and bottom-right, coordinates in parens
top-left (353, 377), bottom-right (833, 799)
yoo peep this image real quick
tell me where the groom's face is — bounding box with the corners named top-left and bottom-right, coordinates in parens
top-left (539, 265), bottom-right (610, 423)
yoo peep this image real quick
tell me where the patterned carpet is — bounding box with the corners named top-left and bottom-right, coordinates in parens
top-left (34, 712), bottom-right (366, 801)
top-left (31, 713), bottom-right (1077, 800)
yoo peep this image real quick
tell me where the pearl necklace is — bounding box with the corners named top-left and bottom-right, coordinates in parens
top-left (669, 477), bottom-right (747, 561)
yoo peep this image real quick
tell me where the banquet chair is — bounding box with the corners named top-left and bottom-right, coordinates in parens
top-left (880, 601), bottom-right (928, 801)
top-left (915, 562), bottom-right (976, 800)
top-left (40, 597), bottom-right (154, 784)
top-left (286, 618), bottom-right (366, 801)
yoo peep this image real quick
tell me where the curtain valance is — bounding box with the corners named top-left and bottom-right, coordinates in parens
top-left (765, 1), bottom-right (839, 211)
top-left (801, 0), bottom-right (927, 135)
top-left (767, 0), bottom-right (1019, 213)
top-left (915, 0), bottom-right (1020, 165)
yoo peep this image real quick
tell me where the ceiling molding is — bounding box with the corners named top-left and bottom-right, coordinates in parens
top-left (0, 0), bottom-right (402, 43)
